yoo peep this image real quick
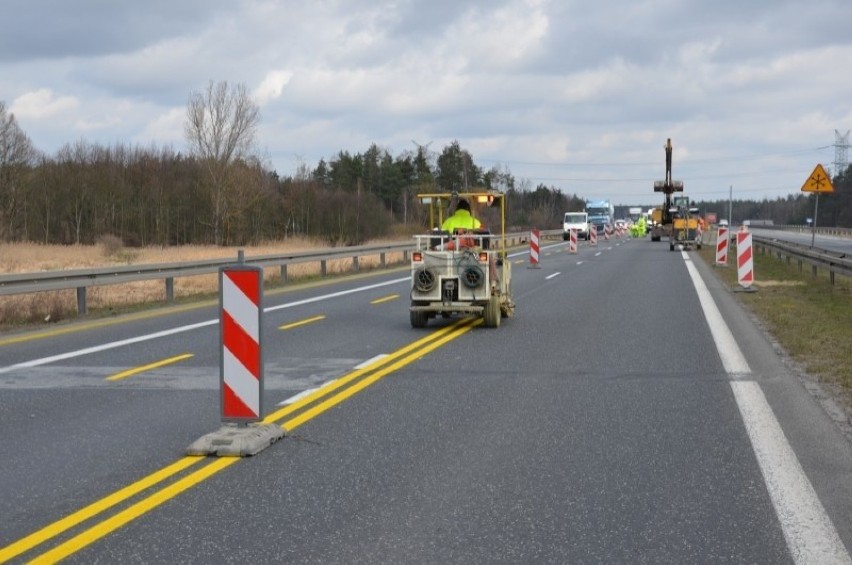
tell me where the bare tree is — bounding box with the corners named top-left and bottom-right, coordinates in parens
top-left (0, 101), bottom-right (37, 240)
top-left (184, 81), bottom-right (260, 245)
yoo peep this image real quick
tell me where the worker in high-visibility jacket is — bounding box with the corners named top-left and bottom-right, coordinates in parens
top-left (631, 216), bottom-right (645, 238)
top-left (440, 198), bottom-right (482, 250)
top-left (440, 198), bottom-right (497, 281)
top-left (441, 198), bottom-right (481, 233)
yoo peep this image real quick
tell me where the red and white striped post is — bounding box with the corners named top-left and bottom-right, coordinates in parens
top-left (716, 226), bottom-right (728, 266)
top-left (528, 229), bottom-right (541, 268)
top-left (568, 228), bottom-right (578, 254)
top-left (736, 227), bottom-right (755, 290)
top-left (589, 226), bottom-right (597, 246)
top-left (604, 224), bottom-right (611, 241)
top-left (220, 264), bottom-right (264, 422)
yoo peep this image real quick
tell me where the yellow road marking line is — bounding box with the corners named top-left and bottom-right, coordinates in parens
top-left (8, 318), bottom-right (477, 562)
top-left (282, 318), bottom-right (480, 432)
top-left (278, 315), bottom-right (326, 331)
top-left (29, 458), bottom-right (238, 565)
top-left (262, 318), bottom-right (474, 425)
top-left (105, 353), bottom-right (194, 382)
top-left (0, 456), bottom-right (204, 563)
top-left (370, 294), bottom-right (399, 304)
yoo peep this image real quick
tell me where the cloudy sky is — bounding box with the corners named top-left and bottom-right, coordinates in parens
top-left (2, 0), bottom-right (850, 205)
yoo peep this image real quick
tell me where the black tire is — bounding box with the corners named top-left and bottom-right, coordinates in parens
top-left (410, 309), bottom-right (428, 328)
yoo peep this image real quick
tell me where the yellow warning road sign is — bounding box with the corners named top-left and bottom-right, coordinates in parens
top-left (801, 164), bottom-right (834, 193)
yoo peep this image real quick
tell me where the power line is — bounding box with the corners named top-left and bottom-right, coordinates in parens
top-left (475, 145), bottom-right (831, 168)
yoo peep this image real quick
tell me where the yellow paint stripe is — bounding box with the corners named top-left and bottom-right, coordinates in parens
top-left (0, 456), bottom-right (204, 563)
top-left (105, 353), bottom-right (194, 382)
top-left (262, 318), bottom-right (474, 425)
top-left (29, 458), bottom-right (238, 564)
top-left (283, 319), bottom-right (480, 431)
top-left (278, 315), bottom-right (326, 331)
top-left (5, 317), bottom-right (477, 562)
top-left (369, 294), bottom-right (399, 304)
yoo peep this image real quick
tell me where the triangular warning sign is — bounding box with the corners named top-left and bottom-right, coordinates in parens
top-left (801, 164), bottom-right (834, 193)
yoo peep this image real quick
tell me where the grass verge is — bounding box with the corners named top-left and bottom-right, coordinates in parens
top-left (696, 238), bottom-right (852, 405)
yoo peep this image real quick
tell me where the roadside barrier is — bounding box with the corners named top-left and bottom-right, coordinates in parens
top-left (736, 227), bottom-right (755, 290)
top-left (716, 226), bottom-right (728, 265)
top-left (589, 226), bottom-right (597, 246)
top-left (569, 229), bottom-right (578, 254)
top-left (604, 224), bottom-right (611, 241)
top-left (529, 229), bottom-right (541, 268)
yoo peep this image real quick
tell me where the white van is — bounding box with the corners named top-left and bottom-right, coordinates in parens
top-left (563, 212), bottom-right (590, 241)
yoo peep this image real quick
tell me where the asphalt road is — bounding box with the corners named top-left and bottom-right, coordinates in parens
top-left (2, 235), bottom-right (852, 563)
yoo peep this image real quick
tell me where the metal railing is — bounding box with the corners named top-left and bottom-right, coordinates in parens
top-left (0, 230), bottom-right (561, 316)
top-left (751, 235), bottom-right (852, 285)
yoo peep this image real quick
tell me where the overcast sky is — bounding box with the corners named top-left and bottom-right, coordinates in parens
top-left (2, 0), bottom-right (850, 206)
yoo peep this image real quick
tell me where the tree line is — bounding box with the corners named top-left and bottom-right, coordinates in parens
top-left (2, 84), bottom-right (850, 247)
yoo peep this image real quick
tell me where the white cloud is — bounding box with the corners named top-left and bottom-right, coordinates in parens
top-left (139, 107), bottom-right (185, 145)
top-left (11, 88), bottom-right (78, 119)
top-left (0, 0), bottom-right (850, 202)
top-left (254, 70), bottom-right (293, 106)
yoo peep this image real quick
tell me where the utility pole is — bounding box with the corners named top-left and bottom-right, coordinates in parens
top-left (728, 185), bottom-right (732, 226)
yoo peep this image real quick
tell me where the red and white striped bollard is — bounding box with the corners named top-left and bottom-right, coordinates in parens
top-left (221, 265), bottom-right (264, 421)
top-left (716, 226), bottom-right (728, 265)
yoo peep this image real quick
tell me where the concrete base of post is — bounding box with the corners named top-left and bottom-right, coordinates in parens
top-left (734, 285), bottom-right (758, 293)
top-left (186, 422), bottom-right (284, 457)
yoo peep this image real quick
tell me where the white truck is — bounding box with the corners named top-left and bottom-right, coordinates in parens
top-left (562, 211), bottom-right (590, 241)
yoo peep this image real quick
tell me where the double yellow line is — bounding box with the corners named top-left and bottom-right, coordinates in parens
top-left (0, 317), bottom-right (480, 564)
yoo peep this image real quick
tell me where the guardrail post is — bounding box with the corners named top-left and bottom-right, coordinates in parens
top-left (76, 287), bottom-right (87, 316)
top-left (380, 252), bottom-right (386, 268)
top-left (352, 256), bottom-right (359, 272)
top-left (280, 265), bottom-right (288, 283)
top-left (165, 277), bottom-right (175, 303)
top-left (321, 260), bottom-right (327, 277)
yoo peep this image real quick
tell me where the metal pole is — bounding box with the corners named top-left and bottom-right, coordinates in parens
top-left (811, 193), bottom-right (819, 248)
top-left (728, 185), bottom-right (732, 226)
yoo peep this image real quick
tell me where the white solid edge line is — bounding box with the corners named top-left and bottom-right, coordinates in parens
top-left (681, 252), bottom-right (750, 375)
top-left (732, 381), bottom-right (851, 564)
top-left (681, 250), bottom-right (850, 564)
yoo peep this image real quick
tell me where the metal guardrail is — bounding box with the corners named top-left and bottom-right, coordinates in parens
top-left (0, 230), bottom-right (562, 316)
top-left (751, 235), bottom-right (852, 285)
top-left (748, 224), bottom-right (852, 238)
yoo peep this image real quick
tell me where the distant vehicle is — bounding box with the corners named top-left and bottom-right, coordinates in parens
top-left (586, 199), bottom-right (614, 235)
top-left (562, 211), bottom-right (590, 240)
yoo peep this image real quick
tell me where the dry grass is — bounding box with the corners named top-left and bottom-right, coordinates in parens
top-left (0, 238), bottom-right (406, 328)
